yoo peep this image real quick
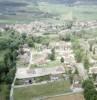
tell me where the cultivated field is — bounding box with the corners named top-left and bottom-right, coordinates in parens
top-left (14, 80), bottom-right (71, 100)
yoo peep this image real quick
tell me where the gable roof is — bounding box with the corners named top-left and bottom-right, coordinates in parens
top-left (16, 66), bottom-right (65, 79)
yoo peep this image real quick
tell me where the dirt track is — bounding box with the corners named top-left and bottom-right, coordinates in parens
top-left (47, 93), bottom-right (84, 100)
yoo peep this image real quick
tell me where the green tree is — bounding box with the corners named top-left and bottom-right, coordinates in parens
top-left (93, 48), bottom-right (96, 55)
top-left (74, 69), bottom-right (79, 74)
top-left (49, 48), bottom-right (56, 61)
top-left (22, 33), bottom-right (27, 40)
top-left (68, 70), bottom-right (73, 84)
top-left (66, 21), bottom-right (73, 29)
top-left (83, 56), bottom-right (90, 69)
top-left (60, 57), bottom-right (64, 63)
top-left (82, 79), bottom-right (97, 100)
top-left (27, 38), bottom-right (35, 47)
top-left (89, 41), bottom-right (94, 52)
top-left (75, 49), bottom-right (83, 63)
top-left (0, 29), bottom-right (23, 100)
top-left (92, 73), bottom-right (97, 82)
top-left (59, 33), bottom-right (71, 41)
top-left (64, 33), bottom-right (71, 41)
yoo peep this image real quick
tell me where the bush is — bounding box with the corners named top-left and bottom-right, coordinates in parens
top-left (49, 48), bottom-right (56, 61)
top-left (83, 56), bottom-right (90, 69)
top-left (82, 79), bottom-right (97, 100)
top-left (60, 57), bottom-right (64, 63)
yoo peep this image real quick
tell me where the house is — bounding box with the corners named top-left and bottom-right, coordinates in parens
top-left (72, 75), bottom-right (82, 89)
top-left (16, 66), bottom-right (65, 83)
top-left (49, 41), bottom-right (72, 50)
top-left (89, 67), bottom-right (97, 85)
top-left (89, 67), bottom-right (97, 74)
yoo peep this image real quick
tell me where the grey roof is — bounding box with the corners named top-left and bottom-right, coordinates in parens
top-left (16, 66), bottom-right (65, 79)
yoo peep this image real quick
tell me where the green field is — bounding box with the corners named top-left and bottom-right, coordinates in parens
top-left (0, 85), bottom-right (10, 100)
top-left (14, 80), bottom-right (71, 100)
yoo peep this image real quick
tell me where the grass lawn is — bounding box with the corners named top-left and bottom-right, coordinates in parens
top-left (14, 80), bottom-right (71, 100)
top-left (47, 93), bottom-right (84, 100)
top-left (0, 84), bottom-right (10, 100)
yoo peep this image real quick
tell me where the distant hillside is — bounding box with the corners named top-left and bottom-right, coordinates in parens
top-left (0, 1), bottom-right (28, 7)
top-left (0, 0), bottom-right (97, 7)
top-left (0, 0), bottom-right (97, 24)
top-left (42, 0), bottom-right (97, 5)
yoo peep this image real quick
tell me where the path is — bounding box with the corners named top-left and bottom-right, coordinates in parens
top-left (10, 76), bottom-right (16, 100)
top-left (14, 81), bottom-right (50, 88)
top-left (76, 63), bottom-right (88, 80)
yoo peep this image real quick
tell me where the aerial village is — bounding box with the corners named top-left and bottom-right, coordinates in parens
top-left (1, 0), bottom-right (97, 100)
top-left (7, 20), bottom-right (96, 98)
top-left (1, 20), bottom-right (97, 100)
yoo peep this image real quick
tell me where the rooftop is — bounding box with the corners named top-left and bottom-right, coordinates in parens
top-left (16, 66), bottom-right (65, 79)
top-left (89, 67), bottom-right (97, 74)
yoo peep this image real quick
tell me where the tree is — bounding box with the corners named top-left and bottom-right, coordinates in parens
top-left (93, 48), bottom-right (96, 55)
top-left (0, 38), bottom-right (11, 50)
top-left (83, 56), bottom-right (90, 69)
top-left (21, 33), bottom-right (27, 42)
top-left (27, 38), bottom-right (35, 47)
top-left (74, 69), bottom-right (79, 74)
top-left (22, 33), bottom-right (26, 39)
top-left (90, 43), bottom-right (93, 51)
top-left (68, 70), bottom-right (73, 84)
top-left (12, 50), bottom-right (18, 60)
top-left (0, 62), bottom-right (6, 83)
top-left (49, 48), bottom-right (56, 61)
top-left (5, 67), bottom-right (16, 84)
top-left (59, 33), bottom-right (71, 41)
top-left (0, 29), bottom-right (23, 100)
top-left (75, 49), bottom-right (83, 63)
top-left (60, 57), bottom-right (64, 63)
top-left (32, 36), bottom-right (43, 43)
top-left (82, 79), bottom-right (97, 100)
top-left (89, 41), bottom-right (94, 52)
top-left (64, 33), bottom-right (71, 41)
top-left (92, 73), bottom-right (97, 82)
top-left (66, 21), bottom-right (73, 29)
